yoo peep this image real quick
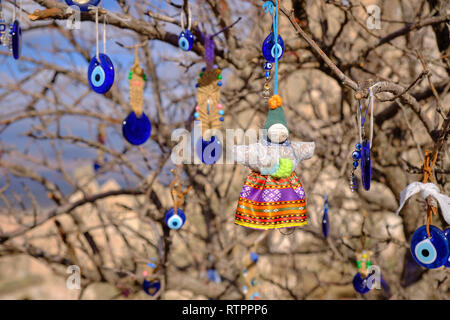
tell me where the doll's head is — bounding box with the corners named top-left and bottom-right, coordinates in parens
top-left (264, 95), bottom-right (288, 144)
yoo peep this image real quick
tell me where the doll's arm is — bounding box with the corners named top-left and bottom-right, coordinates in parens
top-left (292, 142), bottom-right (315, 163)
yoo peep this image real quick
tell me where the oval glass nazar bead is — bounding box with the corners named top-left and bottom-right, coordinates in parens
top-left (122, 112), bottom-right (152, 146)
top-left (88, 53), bottom-right (115, 94)
top-left (65, 0), bottom-right (101, 11)
top-left (164, 208), bottom-right (186, 230)
top-left (178, 30), bottom-right (194, 51)
top-left (196, 136), bottom-right (222, 165)
top-left (410, 225), bottom-right (449, 269)
top-left (352, 272), bottom-right (372, 294)
top-left (262, 32), bottom-right (284, 63)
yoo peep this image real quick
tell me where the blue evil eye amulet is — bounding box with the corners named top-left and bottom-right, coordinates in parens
top-left (322, 196), bottom-right (330, 238)
top-left (122, 112), bottom-right (152, 146)
top-left (65, 0), bottom-right (101, 11)
top-left (360, 139), bottom-right (371, 190)
top-left (196, 136), bottom-right (222, 165)
top-left (10, 20), bottom-right (21, 60)
top-left (262, 32), bottom-right (284, 63)
top-left (178, 30), bottom-right (194, 51)
top-left (142, 279), bottom-right (161, 296)
top-left (352, 272), bottom-right (372, 294)
top-left (444, 228), bottom-right (450, 268)
top-left (88, 53), bottom-right (115, 94)
top-left (164, 208), bottom-right (186, 230)
top-left (410, 225), bottom-right (449, 269)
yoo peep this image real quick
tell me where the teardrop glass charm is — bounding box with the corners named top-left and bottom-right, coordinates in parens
top-left (11, 20), bottom-right (21, 60)
top-left (443, 228), bottom-right (450, 268)
top-left (410, 225), bottom-right (449, 269)
top-left (322, 208), bottom-right (329, 239)
top-left (322, 195), bottom-right (329, 238)
top-left (360, 139), bottom-right (371, 190)
top-left (262, 32), bottom-right (284, 63)
top-left (196, 136), bottom-right (222, 165)
top-left (122, 111), bottom-right (151, 146)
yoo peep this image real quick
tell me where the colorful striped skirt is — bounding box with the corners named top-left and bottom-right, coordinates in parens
top-left (235, 171), bottom-right (307, 230)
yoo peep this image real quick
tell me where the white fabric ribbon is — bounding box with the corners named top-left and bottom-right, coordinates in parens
top-left (396, 182), bottom-right (450, 224)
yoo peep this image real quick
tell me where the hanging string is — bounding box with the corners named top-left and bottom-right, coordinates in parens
top-left (357, 86), bottom-right (375, 147)
top-left (95, 7), bottom-right (100, 62)
top-left (422, 150), bottom-right (438, 238)
top-left (274, 0), bottom-right (279, 95)
top-left (180, 2), bottom-right (191, 31)
top-left (263, 1), bottom-right (280, 95)
top-left (12, 0), bottom-right (16, 21)
top-left (103, 15), bottom-right (107, 54)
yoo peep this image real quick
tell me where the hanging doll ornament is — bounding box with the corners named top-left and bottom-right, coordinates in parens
top-left (350, 87), bottom-right (375, 192)
top-left (194, 28), bottom-right (231, 165)
top-left (233, 1), bottom-right (315, 230)
top-left (0, 0), bottom-right (22, 60)
top-left (165, 166), bottom-right (192, 230)
top-left (396, 150), bottom-right (450, 269)
top-left (65, 0), bottom-right (101, 12)
top-left (122, 46), bottom-right (151, 145)
top-left (88, 11), bottom-right (115, 94)
top-left (178, 3), bottom-right (194, 51)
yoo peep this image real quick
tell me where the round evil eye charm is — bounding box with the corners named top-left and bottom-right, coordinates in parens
top-left (360, 139), bottom-right (371, 191)
top-left (10, 20), bottom-right (21, 60)
top-left (142, 279), bottom-right (161, 296)
top-left (262, 33), bottom-right (285, 63)
top-left (196, 136), bottom-right (222, 165)
top-left (164, 208), bottom-right (186, 230)
top-left (352, 272), bottom-right (372, 294)
top-left (410, 225), bottom-right (449, 269)
top-left (88, 53), bottom-right (115, 94)
top-left (444, 228), bottom-right (450, 268)
top-left (65, 0), bottom-right (101, 11)
top-left (264, 62), bottom-right (273, 70)
top-left (122, 111), bottom-right (152, 146)
top-left (178, 30), bottom-right (194, 51)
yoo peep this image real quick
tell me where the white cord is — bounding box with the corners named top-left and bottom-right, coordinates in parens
top-left (18, 0), bottom-right (22, 22)
top-left (180, 2), bottom-right (191, 31)
top-left (95, 7), bottom-right (99, 61)
top-left (103, 15), bottom-right (107, 54)
top-left (357, 101), bottom-right (362, 145)
top-left (12, 0), bottom-right (16, 21)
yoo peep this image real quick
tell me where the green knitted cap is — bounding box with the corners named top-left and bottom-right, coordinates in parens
top-left (264, 106), bottom-right (288, 132)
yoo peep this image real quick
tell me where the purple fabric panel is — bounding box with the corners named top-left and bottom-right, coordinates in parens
top-left (239, 185), bottom-right (305, 203)
top-left (205, 36), bottom-right (215, 68)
